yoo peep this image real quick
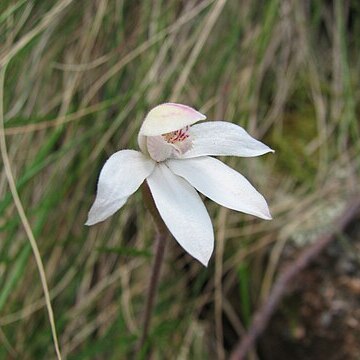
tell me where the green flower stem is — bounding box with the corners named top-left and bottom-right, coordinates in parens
top-left (137, 182), bottom-right (168, 353)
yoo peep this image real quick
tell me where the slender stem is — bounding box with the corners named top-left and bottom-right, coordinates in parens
top-left (138, 231), bottom-right (167, 351)
top-left (136, 182), bottom-right (168, 354)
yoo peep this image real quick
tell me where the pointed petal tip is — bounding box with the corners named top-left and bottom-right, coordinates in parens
top-left (85, 215), bottom-right (99, 226)
top-left (261, 145), bottom-right (275, 155)
top-left (201, 258), bottom-right (210, 267)
top-left (243, 208), bottom-right (272, 221)
top-left (260, 209), bottom-right (272, 220)
top-left (197, 245), bottom-right (213, 267)
top-left (195, 253), bottom-right (211, 267)
top-left (193, 246), bottom-right (213, 266)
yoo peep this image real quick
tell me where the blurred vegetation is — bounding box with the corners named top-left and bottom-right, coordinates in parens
top-left (0, 0), bottom-right (359, 359)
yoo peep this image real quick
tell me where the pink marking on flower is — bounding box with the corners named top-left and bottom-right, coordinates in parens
top-left (163, 126), bottom-right (190, 144)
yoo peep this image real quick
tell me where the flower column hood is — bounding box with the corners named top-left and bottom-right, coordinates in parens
top-left (86, 103), bottom-right (274, 266)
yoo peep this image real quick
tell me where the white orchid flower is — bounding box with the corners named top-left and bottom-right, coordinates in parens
top-left (86, 103), bottom-right (274, 266)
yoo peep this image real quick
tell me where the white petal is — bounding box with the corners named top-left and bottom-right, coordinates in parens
top-left (180, 121), bottom-right (274, 158)
top-left (147, 163), bottom-right (214, 266)
top-left (139, 103), bottom-right (206, 137)
top-left (86, 150), bottom-right (155, 225)
top-left (167, 157), bottom-right (272, 220)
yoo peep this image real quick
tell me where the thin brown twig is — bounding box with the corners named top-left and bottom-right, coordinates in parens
top-left (230, 196), bottom-right (360, 360)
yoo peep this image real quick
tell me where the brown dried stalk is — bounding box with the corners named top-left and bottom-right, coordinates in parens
top-left (230, 196), bottom-right (360, 360)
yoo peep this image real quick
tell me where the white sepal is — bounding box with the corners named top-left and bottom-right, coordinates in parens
top-left (147, 163), bottom-right (214, 266)
top-left (181, 121), bottom-right (274, 159)
top-left (167, 156), bottom-right (272, 220)
top-left (86, 150), bottom-right (155, 225)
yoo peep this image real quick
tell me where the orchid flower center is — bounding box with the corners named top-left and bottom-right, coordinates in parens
top-left (163, 126), bottom-right (190, 143)
top-left (146, 126), bottom-right (192, 162)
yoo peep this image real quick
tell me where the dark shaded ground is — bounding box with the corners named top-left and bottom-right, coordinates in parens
top-left (260, 220), bottom-right (360, 360)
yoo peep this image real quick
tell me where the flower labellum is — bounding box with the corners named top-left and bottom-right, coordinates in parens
top-left (86, 103), bottom-right (274, 266)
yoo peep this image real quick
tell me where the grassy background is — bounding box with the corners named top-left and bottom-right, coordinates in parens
top-left (0, 0), bottom-right (359, 358)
